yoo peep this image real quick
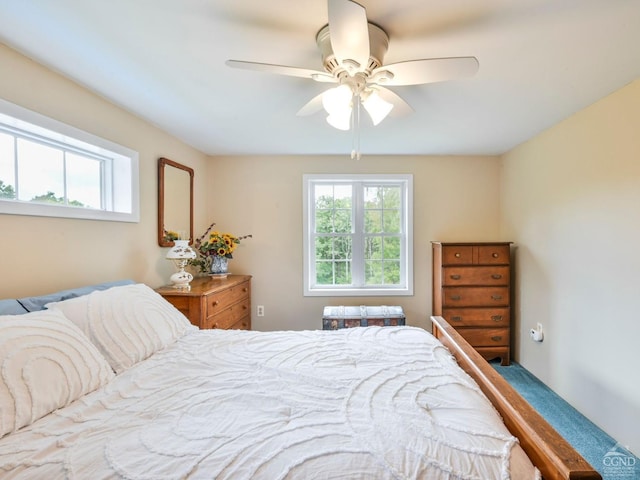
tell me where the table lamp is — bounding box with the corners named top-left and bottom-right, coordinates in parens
top-left (166, 240), bottom-right (197, 289)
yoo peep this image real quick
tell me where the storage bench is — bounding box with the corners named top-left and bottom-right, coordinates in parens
top-left (322, 305), bottom-right (405, 330)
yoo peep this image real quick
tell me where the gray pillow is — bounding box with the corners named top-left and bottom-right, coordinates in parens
top-left (17, 279), bottom-right (135, 312)
top-left (0, 299), bottom-right (28, 315)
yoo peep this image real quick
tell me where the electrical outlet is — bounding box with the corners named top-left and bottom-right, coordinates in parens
top-left (257, 305), bottom-right (264, 317)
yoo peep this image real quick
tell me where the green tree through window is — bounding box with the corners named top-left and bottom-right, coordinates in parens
top-left (315, 190), bottom-right (353, 285)
top-left (304, 174), bottom-right (413, 296)
top-left (0, 180), bottom-right (15, 199)
top-left (30, 191), bottom-right (85, 207)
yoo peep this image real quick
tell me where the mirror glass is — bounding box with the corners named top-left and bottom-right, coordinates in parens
top-left (158, 157), bottom-right (194, 246)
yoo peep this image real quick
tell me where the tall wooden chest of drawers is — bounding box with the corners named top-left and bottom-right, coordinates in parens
top-left (432, 242), bottom-right (512, 365)
top-left (156, 275), bottom-right (251, 330)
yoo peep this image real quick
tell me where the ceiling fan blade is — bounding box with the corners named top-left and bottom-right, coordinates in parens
top-left (371, 57), bottom-right (479, 86)
top-left (296, 92), bottom-right (325, 117)
top-left (327, 0), bottom-right (370, 70)
top-left (226, 60), bottom-right (336, 82)
top-left (374, 87), bottom-right (414, 117)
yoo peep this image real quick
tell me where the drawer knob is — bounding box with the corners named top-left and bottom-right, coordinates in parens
top-left (491, 295), bottom-right (502, 300)
top-left (212, 300), bottom-right (219, 306)
top-left (213, 323), bottom-right (219, 329)
top-left (450, 274), bottom-right (461, 280)
top-left (242, 287), bottom-right (248, 292)
top-left (492, 253), bottom-right (499, 258)
top-left (491, 335), bottom-right (503, 342)
top-left (454, 252), bottom-right (461, 258)
top-left (450, 295), bottom-right (461, 301)
top-left (491, 274), bottom-right (502, 279)
top-left (492, 315), bottom-right (503, 322)
top-left (451, 316), bottom-right (462, 322)
top-left (242, 305), bottom-right (248, 310)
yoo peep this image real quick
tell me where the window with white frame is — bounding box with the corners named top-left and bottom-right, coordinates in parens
top-left (303, 173), bottom-right (413, 296)
top-left (0, 99), bottom-right (139, 222)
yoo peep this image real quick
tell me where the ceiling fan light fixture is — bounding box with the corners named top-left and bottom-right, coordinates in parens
top-left (322, 84), bottom-right (353, 115)
top-left (326, 109), bottom-right (352, 130)
top-left (226, 0), bottom-right (479, 147)
top-left (362, 90), bottom-right (393, 126)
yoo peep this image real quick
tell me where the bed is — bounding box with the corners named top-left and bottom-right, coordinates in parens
top-left (430, 316), bottom-right (601, 480)
top-left (0, 282), bottom-right (599, 479)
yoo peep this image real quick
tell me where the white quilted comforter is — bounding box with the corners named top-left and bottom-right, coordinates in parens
top-left (0, 326), bottom-right (538, 479)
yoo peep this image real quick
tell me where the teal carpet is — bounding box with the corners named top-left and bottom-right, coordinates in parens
top-left (492, 361), bottom-right (639, 479)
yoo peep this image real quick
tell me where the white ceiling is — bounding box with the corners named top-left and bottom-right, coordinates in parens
top-left (1, 0), bottom-right (639, 157)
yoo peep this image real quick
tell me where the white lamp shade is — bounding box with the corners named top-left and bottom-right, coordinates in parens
top-left (326, 109), bottom-right (352, 130)
top-left (363, 90), bottom-right (394, 126)
top-left (322, 84), bottom-right (353, 115)
top-left (166, 240), bottom-right (196, 260)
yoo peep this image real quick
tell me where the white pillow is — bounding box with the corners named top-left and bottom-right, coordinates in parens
top-left (0, 309), bottom-right (114, 438)
top-left (46, 283), bottom-right (193, 374)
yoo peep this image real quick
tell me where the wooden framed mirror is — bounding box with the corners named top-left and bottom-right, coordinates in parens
top-left (158, 157), bottom-right (194, 247)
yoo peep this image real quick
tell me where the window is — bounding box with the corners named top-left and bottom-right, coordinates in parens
top-left (0, 98), bottom-right (139, 222)
top-left (303, 174), bottom-right (413, 296)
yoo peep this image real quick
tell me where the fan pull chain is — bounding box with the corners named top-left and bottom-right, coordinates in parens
top-left (351, 94), bottom-right (362, 160)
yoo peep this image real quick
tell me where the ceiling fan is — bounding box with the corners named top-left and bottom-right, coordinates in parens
top-left (226, 0), bottom-right (479, 132)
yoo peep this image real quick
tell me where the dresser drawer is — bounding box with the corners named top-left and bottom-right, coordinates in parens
top-left (206, 280), bottom-right (250, 315)
top-left (442, 266), bottom-right (509, 286)
top-left (477, 245), bottom-right (510, 265)
top-left (442, 246), bottom-right (473, 265)
top-left (475, 346), bottom-right (510, 365)
top-left (205, 298), bottom-right (251, 329)
top-left (206, 312), bottom-right (250, 330)
top-left (230, 316), bottom-right (251, 330)
top-left (442, 286), bottom-right (509, 307)
top-left (443, 307), bottom-right (509, 327)
top-left (164, 296), bottom-right (191, 318)
top-left (458, 328), bottom-right (509, 347)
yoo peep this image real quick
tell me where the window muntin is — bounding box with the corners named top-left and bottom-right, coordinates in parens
top-left (0, 99), bottom-right (139, 222)
top-left (304, 174), bottom-right (413, 296)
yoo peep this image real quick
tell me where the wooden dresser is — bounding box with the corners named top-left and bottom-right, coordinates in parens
top-left (156, 275), bottom-right (251, 330)
top-left (432, 242), bottom-right (512, 365)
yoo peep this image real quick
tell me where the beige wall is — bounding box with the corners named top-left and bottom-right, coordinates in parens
top-left (0, 43), bottom-right (209, 298)
top-left (501, 79), bottom-right (640, 454)
top-left (204, 154), bottom-right (503, 332)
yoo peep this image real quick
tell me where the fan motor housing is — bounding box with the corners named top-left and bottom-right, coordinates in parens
top-left (315, 22), bottom-right (389, 76)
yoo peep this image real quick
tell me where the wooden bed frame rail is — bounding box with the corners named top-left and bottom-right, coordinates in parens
top-left (430, 316), bottom-right (601, 480)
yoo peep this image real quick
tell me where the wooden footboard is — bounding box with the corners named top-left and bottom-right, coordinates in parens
top-left (431, 316), bottom-right (601, 480)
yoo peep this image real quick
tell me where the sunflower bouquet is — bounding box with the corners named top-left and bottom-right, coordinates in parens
top-left (189, 222), bottom-right (252, 273)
